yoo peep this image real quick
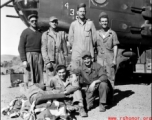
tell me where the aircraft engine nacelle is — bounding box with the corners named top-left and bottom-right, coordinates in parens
top-left (122, 50), bottom-right (136, 57)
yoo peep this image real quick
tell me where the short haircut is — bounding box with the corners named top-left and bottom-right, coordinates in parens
top-left (56, 65), bottom-right (66, 72)
top-left (77, 3), bottom-right (86, 10)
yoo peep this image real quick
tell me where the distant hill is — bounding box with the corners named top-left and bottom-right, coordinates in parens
top-left (1, 55), bottom-right (18, 62)
top-left (1, 55), bottom-right (23, 74)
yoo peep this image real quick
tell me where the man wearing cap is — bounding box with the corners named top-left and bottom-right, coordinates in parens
top-left (78, 50), bottom-right (113, 112)
top-left (18, 14), bottom-right (44, 85)
top-left (96, 12), bottom-right (119, 88)
top-left (41, 16), bottom-right (68, 80)
top-left (68, 3), bottom-right (96, 67)
top-left (45, 64), bottom-right (88, 117)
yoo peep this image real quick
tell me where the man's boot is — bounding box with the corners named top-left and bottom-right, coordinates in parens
top-left (99, 104), bottom-right (106, 112)
top-left (79, 106), bottom-right (88, 117)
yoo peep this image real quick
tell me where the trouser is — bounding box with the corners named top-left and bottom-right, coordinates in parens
top-left (86, 81), bottom-right (113, 108)
top-left (45, 51), bottom-right (67, 81)
top-left (97, 57), bottom-right (116, 88)
top-left (62, 89), bottom-right (84, 107)
top-left (24, 52), bottom-right (44, 84)
top-left (72, 90), bottom-right (83, 106)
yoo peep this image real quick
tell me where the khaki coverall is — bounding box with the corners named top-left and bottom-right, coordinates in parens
top-left (68, 19), bottom-right (96, 66)
top-left (96, 29), bottom-right (119, 88)
top-left (41, 30), bottom-right (68, 79)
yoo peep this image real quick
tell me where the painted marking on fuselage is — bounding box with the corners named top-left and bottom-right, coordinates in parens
top-left (64, 2), bottom-right (75, 16)
top-left (91, 0), bottom-right (109, 7)
top-left (65, 2), bottom-right (69, 9)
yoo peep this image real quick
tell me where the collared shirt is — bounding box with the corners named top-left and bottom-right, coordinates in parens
top-left (46, 74), bottom-right (79, 93)
top-left (96, 29), bottom-right (119, 58)
top-left (79, 62), bottom-right (107, 84)
top-left (68, 19), bottom-right (96, 61)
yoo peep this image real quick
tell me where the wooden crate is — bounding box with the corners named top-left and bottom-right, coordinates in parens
top-left (10, 73), bottom-right (24, 87)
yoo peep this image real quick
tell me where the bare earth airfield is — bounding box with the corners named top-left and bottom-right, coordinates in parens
top-left (1, 74), bottom-right (151, 120)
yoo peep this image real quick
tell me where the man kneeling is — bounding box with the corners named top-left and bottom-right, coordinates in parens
top-left (77, 51), bottom-right (113, 112)
top-left (46, 65), bottom-right (88, 117)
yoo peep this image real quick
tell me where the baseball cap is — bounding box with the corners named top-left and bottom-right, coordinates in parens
top-left (81, 51), bottom-right (91, 59)
top-left (49, 16), bottom-right (58, 22)
top-left (99, 12), bottom-right (109, 20)
top-left (28, 14), bottom-right (38, 20)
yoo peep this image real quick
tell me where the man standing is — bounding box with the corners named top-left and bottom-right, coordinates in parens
top-left (18, 14), bottom-right (44, 85)
top-left (46, 65), bottom-right (88, 117)
top-left (41, 16), bottom-right (68, 79)
top-left (68, 3), bottom-right (96, 67)
top-left (79, 51), bottom-right (113, 112)
top-left (96, 12), bottom-right (119, 88)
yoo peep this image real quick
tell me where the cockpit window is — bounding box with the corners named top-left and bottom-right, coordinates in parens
top-left (14, 0), bottom-right (39, 26)
top-left (17, 0), bottom-right (39, 9)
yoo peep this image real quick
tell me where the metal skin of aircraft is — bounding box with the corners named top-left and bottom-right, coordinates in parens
top-left (1, 0), bottom-right (152, 82)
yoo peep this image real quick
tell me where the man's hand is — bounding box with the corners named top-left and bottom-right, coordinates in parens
top-left (88, 80), bottom-right (101, 92)
top-left (46, 62), bottom-right (53, 69)
top-left (88, 81), bottom-right (96, 92)
top-left (23, 61), bottom-right (28, 68)
top-left (63, 91), bottom-right (67, 95)
top-left (112, 59), bottom-right (116, 67)
top-left (64, 90), bottom-right (68, 95)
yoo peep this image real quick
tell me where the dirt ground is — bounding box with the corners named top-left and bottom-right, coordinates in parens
top-left (1, 75), bottom-right (151, 120)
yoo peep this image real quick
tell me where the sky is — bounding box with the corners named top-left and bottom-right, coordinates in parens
top-left (1, 1), bottom-right (26, 55)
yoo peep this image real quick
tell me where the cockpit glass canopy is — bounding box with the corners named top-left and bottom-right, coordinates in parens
top-left (17, 0), bottom-right (39, 9)
top-left (14, 0), bottom-right (39, 26)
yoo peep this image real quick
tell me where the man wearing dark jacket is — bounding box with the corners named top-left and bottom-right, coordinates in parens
top-left (78, 51), bottom-right (113, 112)
top-left (18, 14), bottom-right (44, 85)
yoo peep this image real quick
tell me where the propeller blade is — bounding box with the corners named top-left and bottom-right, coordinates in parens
top-left (0, 0), bottom-right (13, 9)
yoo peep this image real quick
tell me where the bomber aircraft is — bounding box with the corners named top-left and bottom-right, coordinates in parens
top-left (1, 0), bottom-right (152, 83)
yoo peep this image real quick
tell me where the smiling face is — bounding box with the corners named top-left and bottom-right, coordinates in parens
top-left (77, 7), bottom-right (86, 19)
top-left (29, 17), bottom-right (38, 28)
top-left (57, 68), bottom-right (66, 80)
top-left (99, 17), bottom-right (109, 29)
top-left (49, 20), bottom-right (58, 29)
top-left (83, 56), bottom-right (92, 66)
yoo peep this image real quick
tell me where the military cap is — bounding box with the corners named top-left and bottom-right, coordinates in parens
top-left (81, 51), bottom-right (91, 59)
top-left (99, 12), bottom-right (109, 20)
top-left (77, 3), bottom-right (86, 10)
top-left (49, 16), bottom-right (58, 22)
top-left (28, 14), bottom-right (38, 20)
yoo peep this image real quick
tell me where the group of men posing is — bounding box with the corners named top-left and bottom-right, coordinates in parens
top-left (18, 3), bottom-right (119, 118)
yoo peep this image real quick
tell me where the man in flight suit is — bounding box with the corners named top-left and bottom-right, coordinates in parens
top-left (96, 12), bottom-right (119, 88)
top-left (68, 3), bottom-right (96, 67)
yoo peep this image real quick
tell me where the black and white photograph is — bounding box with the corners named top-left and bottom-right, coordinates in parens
top-left (1, 0), bottom-right (152, 120)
